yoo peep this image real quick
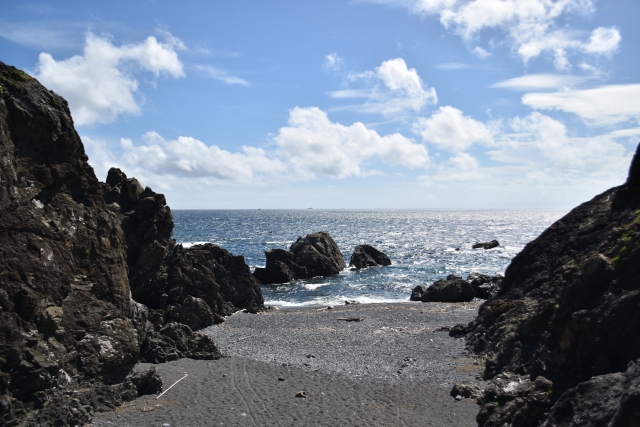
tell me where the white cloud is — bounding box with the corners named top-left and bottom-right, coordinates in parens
top-left (323, 53), bottom-right (344, 72)
top-left (473, 46), bottom-right (491, 58)
top-left (522, 84), bottom-right (640, 126)
top-left (491, 112), bottom-right (629, 173)
top-left (492, 73), bottom-right (590, 90)
top-left (193, 64), bottom-right (251, 86)
top-left (413, 106), bottom-right (495, 151)
top-left (329, 58), bottom-right (437, 116)
top-left (373, 0), bottom-right (620, 70)
top-left (35, 32), bottom-right (184, 126)
top-left (274, 107), bottom-right (430, 178)
top-left (583, 26), bottom-right (621, 55)
top-left (121, 132), bottom-right (283, 181)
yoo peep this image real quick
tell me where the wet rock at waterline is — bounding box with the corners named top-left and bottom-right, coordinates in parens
top-left (349, 244), bottom-right (391, 270)
top-left (254, 231), bottom-right (346, 284)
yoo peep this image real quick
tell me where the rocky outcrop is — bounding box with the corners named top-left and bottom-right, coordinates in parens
top-left (473, 240), bottom-right (500, 249)
top-left (464, 143), bottom-right (640, 426)
top-left (467, 273), bottom-right (502, 299)
top-left (411, 274), bottom-right (475, 302)
top-left (349, 244), bottom-right (391, 270)
top-left (0, 61), bottom-right (258, 426)
top-left (103, 170), bottom-right (263, 325)
top-left (254, 232), bottom-right (346, 284)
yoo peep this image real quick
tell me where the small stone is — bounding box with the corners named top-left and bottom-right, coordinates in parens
top-left (295, 391), bottom-right (307, 398)
top-left (455, 395), bottom-right (462, 401)
top-left (278, 377), bottom-right (285, 381)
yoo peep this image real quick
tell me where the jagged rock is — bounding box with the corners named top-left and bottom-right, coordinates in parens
top-left (140, 323), bottom-right (222, 364)
top-left (542, 358), bottom-right (640, 427)
top-left (0, 61), bottom-right (245, 426)
top-left (450, 381), bottom-right (483, 400)
top-left (465, 143), bottom-right (640, 426)
top-left (467, 273), bottom-right (503, 299)
top-left (473, 240), bottom-right (500, 249)
top-left (103, 169), bottom-right (264, 325)
top-left (254, 232), bottom-right (346, 284)
top-left (449, 323), bottom-right (467, 337)
top-left (349, 244), bottom-right (391, 270)
top-left (421, 275), bottom-right (475, 302)
top-left (410, 285), bottom-right (427, 301)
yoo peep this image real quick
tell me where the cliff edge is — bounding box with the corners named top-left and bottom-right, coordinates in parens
top-left (466, 143), bottom-right (640, 426)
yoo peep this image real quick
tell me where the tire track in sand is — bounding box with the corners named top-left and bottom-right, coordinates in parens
top-left (230, 358), bottom-right (259, 426)
top-left (241, 358), bottom-right (282, 427)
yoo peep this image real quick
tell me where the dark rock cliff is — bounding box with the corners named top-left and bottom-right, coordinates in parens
top-left (0, 61), bottom-right (261, 426)
top-left (465, 143), bottom-right (640, 426)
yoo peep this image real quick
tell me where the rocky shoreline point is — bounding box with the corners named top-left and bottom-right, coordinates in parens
top-left (411, 273), bottom-right (503, 303)
top-left (0, 61), bottom-right (263, 426)
top-left (460, 143), bottom-right (640, 426)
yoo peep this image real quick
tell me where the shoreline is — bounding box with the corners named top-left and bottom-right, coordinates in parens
top-left (90, 301), bottom-right (484, 426)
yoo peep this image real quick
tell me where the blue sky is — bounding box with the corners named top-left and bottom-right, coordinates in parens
top-left (1, 0), bottom-right (639, 209)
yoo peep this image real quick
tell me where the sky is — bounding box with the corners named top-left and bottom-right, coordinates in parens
top-left (1, 0), bottom-right (639, 209)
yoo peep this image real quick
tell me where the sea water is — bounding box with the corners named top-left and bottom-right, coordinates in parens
top-left (172, 210), bottom-right (565, 307)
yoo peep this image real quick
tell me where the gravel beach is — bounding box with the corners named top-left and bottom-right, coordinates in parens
top-left (90, 301), bottom-right (484, 426)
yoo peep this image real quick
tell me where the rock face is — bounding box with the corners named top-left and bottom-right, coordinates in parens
top-left (413, 275), bottom-right (475, 302)
top-left (349, 244), bottom-right (391, 270)
top-left (0, 61), bottom-right (256, 426)
top-left (254, 232), bottom-right (346, 284)
top-left (465, 143), bottom-right (640, 426)
top-left (103, 169), bottom-right (263, 326)
top-left (473, 240), bottom-right (500, 249)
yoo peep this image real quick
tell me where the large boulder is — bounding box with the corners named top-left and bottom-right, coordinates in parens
top-left (421, 275), bottom-right (475, 302)
top-left (467, 273), bottom-right (503, 299)
top-left (254, 231), bottom-right (346, 284)
top-left (349, 244), bottom-right (391, 270)
top-left (465, 143), bottom-right (640, 426)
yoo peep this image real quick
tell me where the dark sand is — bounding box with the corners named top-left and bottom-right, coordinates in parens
top-left (90, 301), bottom-right (484, 426)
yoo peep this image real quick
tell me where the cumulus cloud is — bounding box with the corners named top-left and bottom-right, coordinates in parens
top-left (329, 58), bottom-right (437, 116)
top-left (373, 0), bottom-right (620, 70)
top-left (323, 53), bottom-right (345, 72)
top-left (34, 32), bottom-right (185, 126)
top-left (274, 107), bottom-right (430, 178)
top-left (522, 84), bottom-right (640, 126)
top-left (413, 106), bottom-right (495, 151)
top-left (193, 64), bottom-right (250, 86)
top-left (120, 132), bottom-right (283, 181)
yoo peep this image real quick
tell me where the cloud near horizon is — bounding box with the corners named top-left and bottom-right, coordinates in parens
top-left (35, 32), bottom-right (185, 126)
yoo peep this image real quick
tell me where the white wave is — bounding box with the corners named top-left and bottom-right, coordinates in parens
top-left (264, 294), bottom-right (408, 308)
top-left (180, 241), bottom-right (209, 249)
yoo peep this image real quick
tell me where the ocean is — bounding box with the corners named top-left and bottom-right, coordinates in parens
top-left (172, 209), bottom-right (565, 307)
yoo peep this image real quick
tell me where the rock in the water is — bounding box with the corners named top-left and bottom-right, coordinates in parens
top-left (467, 273), bottom-right (503, 299)
top-left (349, 244), bottom-right (391, 270)
top-left (472, 240), bottom-right (500, 249)
top-left (254, 231), bottom-right (346, 284)
top-left (465, 143), bottom-right (640, 426)
top-left (421, 275), bottom-right (475, 302)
